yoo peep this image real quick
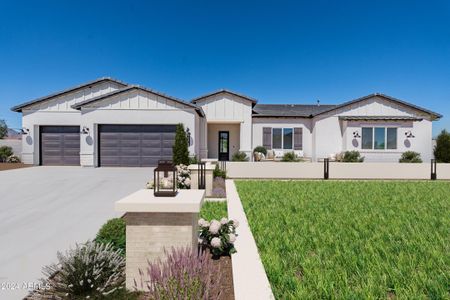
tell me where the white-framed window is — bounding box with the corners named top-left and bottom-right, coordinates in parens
top-left (272, 128), bottom-right (293, 150)
top-left (361, 127), bottom-right (397, 150)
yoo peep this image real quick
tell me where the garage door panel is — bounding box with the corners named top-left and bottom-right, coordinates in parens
top-left (99, 125), bottom-right (176, 167)
top-left (40, 126), bottom-right (80, 166)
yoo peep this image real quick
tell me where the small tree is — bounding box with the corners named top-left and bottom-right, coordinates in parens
top-left (0, 120), bottom-right (7, 139)
top-left (434, 129), bottom-right (450, 163)
top-left (0, 146), bottom-right (13, 162)
top-left (172, 123), bottom-right (189, 165)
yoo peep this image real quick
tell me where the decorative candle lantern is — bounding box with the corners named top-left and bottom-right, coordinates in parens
top-left (153, 160), bottom-right (178, 197)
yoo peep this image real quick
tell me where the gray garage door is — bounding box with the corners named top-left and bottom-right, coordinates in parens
top-left (98, 125), bottom-right (176, 167)
top-left (40, 126), bottom-right (80, 166)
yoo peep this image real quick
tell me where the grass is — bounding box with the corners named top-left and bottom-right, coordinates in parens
top-left (200, 201), bottom-right (228, 220)
top-left (235, 180), bottom-right (450, 299)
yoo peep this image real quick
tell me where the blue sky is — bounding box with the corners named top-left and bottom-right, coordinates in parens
top-left (1, 0), bottom-right (449, 135)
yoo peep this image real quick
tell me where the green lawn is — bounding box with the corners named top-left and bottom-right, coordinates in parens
top-left (200, 201), bottom-right (228, 220)
top-left (235, 180), bottom-right (450, 299)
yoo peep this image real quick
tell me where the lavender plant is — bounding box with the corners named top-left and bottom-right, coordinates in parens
top-left (211, 187), bottom-right (226, 198)
top-left (135, 247), bottom-right (221, 300)
top-left (30, 241), bottom-right (125, 299)
top-left (198, 218), bottom-right (238, 256)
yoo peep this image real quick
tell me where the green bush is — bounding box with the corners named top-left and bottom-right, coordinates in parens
top-left (189, 155), bottom-right (199, 164)
top-left (434, 129), bottom-right (450, 163)
top-left (231, 151), bottom-right (249, 162)
top-left (6, 155), bottom-right (21, 163)
top-left (253, 146), bottom-right (267, 156)
top-left (0, 146), bottom-right (13, 162)
top-left (213, 164), bottom-right (226, 179)
top-left (342, 151), bottom-right (364, 162)
top-left (399, 151), bottom-right (422, 163)
top-left (281, 152), bottom-right (299, 162)
top-left (96, 218), bottom-right (126, 255)
top-left (172, 123), bottom-right (190, 165)
top-left (0, 120), bottom-right (7, 139)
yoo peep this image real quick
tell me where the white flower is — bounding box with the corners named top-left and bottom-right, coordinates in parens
top-left (209, 220), bottom-right (221, 234)
top-left (220, 217), bottom-right (228, 225)
top-left (211, 237), bottom-right (221, 248)
top-left (229, 233), bottom-right (237, 243)
top-left (232, 219), bottom-right (239, 228)
top-left (198, 237), bottom-right (204, 244)
top-left (184, 178), bottom-right (191, 186)
top-left (198, 218), bottom-right (206, 227)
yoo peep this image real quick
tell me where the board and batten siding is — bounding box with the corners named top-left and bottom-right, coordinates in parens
top-left (312, 95), bottom-right (435, 162)
top-left (80, 89), bottom-right (199, 166)
top-left (252, 118), bottom-right (313, 158)
top-left (194, 92), bottom-right (253, 157)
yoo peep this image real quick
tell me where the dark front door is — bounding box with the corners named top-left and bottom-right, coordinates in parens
top-left (218, 131), bottom-right (230, 161)
top-left (98, 124), bottom-right (176, 167)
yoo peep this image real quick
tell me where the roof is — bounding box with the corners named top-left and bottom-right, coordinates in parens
top-left (252, 104), bottom-right (337, 118)
top-left (338, 116), bottom-right (423, 121)
top-left (191, 89), bottom-right (258, 105)
top-left (71, 85), bottom-right (205, 117)
top-left (10, 77), bottom-right (128, 112)
top-left (315, 93), bottom-right (442, 120)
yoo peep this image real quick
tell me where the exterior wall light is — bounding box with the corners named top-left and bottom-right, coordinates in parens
top-left (405, 131), bottom-right (415, 138)
top-left (20, 128), bottom-right (30, 135)
top-left (353, 131), bottom-right (361, 138)
top-left (80, 126), bottom-right (90, 134)
top-left (154, 160), bottom-right (178, 197)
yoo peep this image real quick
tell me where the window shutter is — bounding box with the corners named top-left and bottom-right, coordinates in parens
top-left (263, 127), bottom-right (272, 149)
top-left (294, 127), bottom-right (303, 150)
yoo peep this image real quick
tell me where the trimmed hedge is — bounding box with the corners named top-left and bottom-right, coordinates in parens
top-left (95, 218), bottom-right (126, 255)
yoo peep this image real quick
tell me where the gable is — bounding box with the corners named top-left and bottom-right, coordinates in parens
top-left (81, 88), bottom-right (196, 111)
top-left (194, 92), bottom-right (253, 121)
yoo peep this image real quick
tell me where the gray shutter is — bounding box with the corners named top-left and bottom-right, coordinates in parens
top-left (294, 127), bottom-right (303, 150)
top-left (263, 127), bottom-right (272, 149)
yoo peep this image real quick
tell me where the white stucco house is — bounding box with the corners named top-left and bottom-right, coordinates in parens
top-left (11, 77), bottom-right (442, 166)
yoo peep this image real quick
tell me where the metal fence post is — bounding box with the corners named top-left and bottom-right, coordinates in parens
top-left (431, 159), bottom-right (437, 180)
top-left (324, 158), bottom-right (329, 180)
top-left (198, 162), bottom-right (206, 189)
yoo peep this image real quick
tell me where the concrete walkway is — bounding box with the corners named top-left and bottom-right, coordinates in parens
top-left (226, 179), bottom-right (274, 300)
top-left (0, 166), bottom-right (153, 300)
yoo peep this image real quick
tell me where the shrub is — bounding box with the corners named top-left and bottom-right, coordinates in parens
top-left (281, 152), bottom-right (299, 162)
top-left (96, 218), bottom-right (126, 254)
top-left (0, 146), bottom-right (13, 162)
top-left (189, 155), bottom-right (199, 164)
top-left (434, 129), bottom-right (450, 163)
top-left (231, 151), bottom-right (249, 162)
top-left (176, 164), bottom-right (191, 189)
top-left (0, 119), bottom-right (7, 139)
top-left (198, 217), bottom-right (238, 256)
top-left (135, 247), bottom-right (221, 300)
top-left (213, 164), bottom-right (226, 179)
top-left (173, 123), bottom-right (190, 166)
top-left (6, 155), bottom-right (21, 163)
top-left (342, 151), bottom-right (364, 162)
top-left (31, 241), bottom-right (125, 299)
top-left (399, 151), bottom-right (423, 163)
top-left (253, 146), bottom-right (267, 156)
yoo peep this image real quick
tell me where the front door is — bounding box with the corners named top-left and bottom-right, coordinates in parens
top-left (218, 131), bottom-right (230, 161)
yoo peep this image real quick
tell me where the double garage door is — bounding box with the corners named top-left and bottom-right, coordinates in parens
top-left (99, 125), bottom-right (176, 167)
top-left (40, 125), bottom-right (176, 167)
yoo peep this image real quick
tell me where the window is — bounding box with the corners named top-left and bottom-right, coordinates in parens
top-left (272, 128), bottom-right (294, 149)
top-left (361, 127), bottom-right (397, 150)
top-left (272, 128), bottom-right (282, 149)
top-left (283, 128), bottom-right (293, 149)
top-left (362, 128), bottom-right (373, 149)
top-left (387, 128), bottom-right (397, 149)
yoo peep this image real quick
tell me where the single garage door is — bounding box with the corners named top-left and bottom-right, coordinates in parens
top-left (98, 125), bottom-right (176, 167)
top-left (40, 126), bottom-right (80, 166)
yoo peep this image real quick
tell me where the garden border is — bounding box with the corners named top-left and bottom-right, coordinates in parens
top-left (226, 179), bottom-right (275, 300)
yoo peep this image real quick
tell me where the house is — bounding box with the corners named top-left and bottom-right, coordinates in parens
top-left (11, 77), bottom-right (442, 166)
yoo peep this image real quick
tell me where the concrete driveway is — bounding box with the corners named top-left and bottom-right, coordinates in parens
top-left (0, 166), bottom-right (153, 300)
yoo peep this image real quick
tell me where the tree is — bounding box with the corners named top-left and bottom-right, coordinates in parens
top-left (434, 129), bottom-right (450, 163)
top-left (172, 123), bottom-right (189, 165)
top-left (0, 120), bottom-right (7, 139)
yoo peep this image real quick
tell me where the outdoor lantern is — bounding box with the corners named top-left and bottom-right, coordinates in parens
top-left (153, 160), bottom-right (178, 197)
top-left (80, 126), bottom-right (90, 134)
top-left (405, 130), bottom-right (415, 138)
top-left (353, 131), bottom-right (361, 138)
top-left (20, 128), bottom-right (29, 135)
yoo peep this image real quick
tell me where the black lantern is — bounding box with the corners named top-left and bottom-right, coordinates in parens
top-left (153, 160), bottom-right (178, 197)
